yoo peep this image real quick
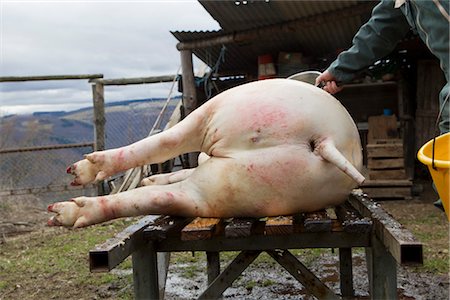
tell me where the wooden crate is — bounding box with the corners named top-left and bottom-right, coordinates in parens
top-left (364, 137), bottom-right (412, 199)
top-left (361, 179), bottom-right (412, 200)
top-left (366, 139), bottom-right (407, 180)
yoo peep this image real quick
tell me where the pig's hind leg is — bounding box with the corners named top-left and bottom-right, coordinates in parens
top-left (67, 105), bottom-right (210, 186)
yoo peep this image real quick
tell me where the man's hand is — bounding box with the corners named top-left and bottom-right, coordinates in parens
top-left (315, 70), bottom-right (343, 94)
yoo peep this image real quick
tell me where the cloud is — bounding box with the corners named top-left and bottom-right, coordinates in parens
top-left (0, 0), bottom-right (219, 114)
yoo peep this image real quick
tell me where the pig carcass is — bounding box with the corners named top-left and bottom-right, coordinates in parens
top-left (47, 79), bottom-right (365, 228)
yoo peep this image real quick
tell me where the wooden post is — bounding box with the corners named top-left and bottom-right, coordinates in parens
top-left (180, 50), bottom-right (197, 115)
top-left (339, 247), bottom-right (354, 298)
top-left (366, 237), bottom-right (397, 299)
top-left (206, 251), bottom-right (221, 296)
top-left (157, 253), bottom-right (171, 297)
top-left (132, 242), bottom-right (160, 300)
top-left (92, 82), bottom-right (106, 195)
top-left (180, 49), bottom-right (198, 167)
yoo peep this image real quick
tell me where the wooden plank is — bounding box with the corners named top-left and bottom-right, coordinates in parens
top-left (90, 75), bottom-right (176, 86)
top-left (300, 210), bottom-right (332, 232)
top-left (367, 115), bottom-right (398, 143)
top-left (264, 216), bottom-right (294, 235)
top-left (89, 215), bottom-right (161, 272)
top-left (369, 169), bottom-right (406, 180)
top-left (144, 216), bottom-right (194, 240)
top-left (367, 143), bottom-right (403, 158)
top-left (267, 249), bottom-right (339, 300)
top-left (198, 251), bottom-right (261, 300)
top-left (335, 202), bottom-right (372, 233)
top-left (181, 218), bottom-right (224, 240)
top-left (0, 142), bottom-right (94, 154)
top-left (156, 231), bottom-right (370, 252)
top-left (348, 191), bottom-right (423, 265)
top-left (361, 179), bottom-right (412, 187)
top-left (373, 138), bottom-right (403, 144)
top-left (361, 186), bottom-right (412, 199)
top-left (368, 157), bottom-right (404, 169)
top-left (0, 73), bottom-right (103, 82)
top-left (224, 218), bottom-right (266, 238)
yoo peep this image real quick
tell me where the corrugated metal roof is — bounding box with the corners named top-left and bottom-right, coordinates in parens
top-left (172, 0), bottom-right (377, 77)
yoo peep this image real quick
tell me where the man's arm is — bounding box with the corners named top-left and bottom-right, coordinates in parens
top-left (328, 0), bottom-right (411, 83)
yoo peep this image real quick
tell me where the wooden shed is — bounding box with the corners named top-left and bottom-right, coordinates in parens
top-left (172, 0), bottom-right (446, 197)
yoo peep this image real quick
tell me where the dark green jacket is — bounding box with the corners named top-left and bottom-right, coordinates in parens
top-left (328, 0), bottom-right (449, 132)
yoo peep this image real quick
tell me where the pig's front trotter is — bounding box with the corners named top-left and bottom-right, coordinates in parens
top-left (67, 152), bottom-right (115, 185)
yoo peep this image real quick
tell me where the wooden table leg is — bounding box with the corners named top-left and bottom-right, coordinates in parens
top-left (366, 237), bottom-right (397, 299)
top-left (207, 252), bottom-right (221, 299)
top-left (132, 242), bottom-right (160, 300)
top-left (339, 247), bottom-right (354, 298)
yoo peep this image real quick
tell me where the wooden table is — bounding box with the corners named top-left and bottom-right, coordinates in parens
top-left (89, 190), bottom-right (423, 300)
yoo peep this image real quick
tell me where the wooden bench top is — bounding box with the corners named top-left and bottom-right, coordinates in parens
top-left (89, 190), bottom-right (422, 272)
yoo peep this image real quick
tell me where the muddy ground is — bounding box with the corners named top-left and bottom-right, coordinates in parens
top-left (0, 181), bottom-right (448, 299)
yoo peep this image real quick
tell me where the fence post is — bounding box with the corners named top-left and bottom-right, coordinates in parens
top-left (92, 82), bottom-right (106, 195)
top-left (180, 49), bottom-right (198, 167)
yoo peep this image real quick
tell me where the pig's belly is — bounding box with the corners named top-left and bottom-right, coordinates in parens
top-left (187, 145), bottom-right (354, 218)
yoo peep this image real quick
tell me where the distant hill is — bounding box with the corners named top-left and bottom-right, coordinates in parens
top-left (0, 97), bottom-right (180, 189)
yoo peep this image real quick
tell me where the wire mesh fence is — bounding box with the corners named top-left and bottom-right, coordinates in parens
top-left (0, 81), bottom-right (180, 203)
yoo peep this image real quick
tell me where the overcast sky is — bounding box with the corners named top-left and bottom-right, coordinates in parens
top-left (0, 0), bottom-right (220, 115)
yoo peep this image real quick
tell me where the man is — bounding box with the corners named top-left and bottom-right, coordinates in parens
top-left (316, 0), bottom-right (449, 209)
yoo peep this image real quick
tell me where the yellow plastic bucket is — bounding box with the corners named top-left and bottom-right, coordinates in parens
top-left (417, 132), bottom-right (450, 220)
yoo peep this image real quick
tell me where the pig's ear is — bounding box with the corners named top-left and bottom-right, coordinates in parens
top-left (316, 139), bottom-right (365, 185)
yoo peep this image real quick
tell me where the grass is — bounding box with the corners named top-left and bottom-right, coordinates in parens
top-left (0, 198), bottom-right (447, 299)
top-left (381, 201), bottom-right (449, 274)
top-left (0, 219), bottom-right (136, 299)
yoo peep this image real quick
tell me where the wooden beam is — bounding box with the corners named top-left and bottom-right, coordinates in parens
top-left (89, 75), bottom-right (176, 86)
top-left (89, 215), bottom-right (160, 272)
top-left (267, 249), bottom-right (339, 300)
top-left (0, 74), bottom-right (103, 82)
top-left (0, 183), bottom-right (95, 197)
top-left (180, 50), bottom-right (197, 115)
top-left (199, 251), bottom-right (261, 300)
top-left (339, 248), bottom-right (354, 298)
top-left (0, 142), bottom-right (94, 154)
top-left (180, 49), bottom-right (198, 168)
top-left (176, 3), bottom-right (375, 50)
top-left (154, 231), bottom-right (370, 252)
top-left (348, 191), bottom-right (423, 265)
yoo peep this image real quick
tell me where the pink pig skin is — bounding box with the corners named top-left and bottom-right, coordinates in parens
top-left (48, 79), bottom-right (364, 228)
